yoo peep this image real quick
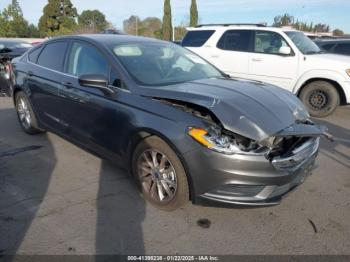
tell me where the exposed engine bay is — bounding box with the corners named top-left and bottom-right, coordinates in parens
top-left (155, 97), bottom-right (330, 161)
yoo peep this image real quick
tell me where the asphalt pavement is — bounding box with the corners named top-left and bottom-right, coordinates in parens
top-left (0, 97), bottom-right (349, 255)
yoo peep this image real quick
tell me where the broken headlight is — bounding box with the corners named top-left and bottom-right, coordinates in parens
top-left (188, 126), bottom-right (267, 155)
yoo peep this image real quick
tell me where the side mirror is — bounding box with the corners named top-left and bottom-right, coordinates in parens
top-left (78, 74), bottom-right (114, 95)
top-left (279, 46), bottom-right (292, 55)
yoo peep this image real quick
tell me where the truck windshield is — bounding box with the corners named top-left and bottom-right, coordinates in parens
top-left (284, 31), bottom-right (322, 55)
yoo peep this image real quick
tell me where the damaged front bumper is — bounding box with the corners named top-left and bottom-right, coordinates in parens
top-left (184, 137), bottom-right (320, 207)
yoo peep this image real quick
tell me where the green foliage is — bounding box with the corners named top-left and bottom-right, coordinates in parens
top-left (162, 0), bottom-right (173, 41)
top-left (0, 2), bottom-right (31, 37)
top-left (273, 13), bottom-right (331, 33)
top-left (175, 26), bottom-right (186, 40)
top-left (38, 0), bottom-right (78, 37)
top-left (190, 0), bottom-right (198, 27)
top-left (333, 29), bottom-right (344, 36)
top-left (273, 13), bottom-right (294, 27)
top-left (123, 16), bottom-right (162, 38)
top-left (78, 10), bottom-right (107, 32)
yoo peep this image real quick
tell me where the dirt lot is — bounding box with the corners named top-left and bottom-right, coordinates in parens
top-left (0, 96), bottom-right (349, 255)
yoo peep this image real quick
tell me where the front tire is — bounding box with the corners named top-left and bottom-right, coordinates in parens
top-left (132, 136), bottom-right (189, 211)
top-left (15, 91), bottom-right (46, 135)
top-left (299, 81), bottom-right (339, 118)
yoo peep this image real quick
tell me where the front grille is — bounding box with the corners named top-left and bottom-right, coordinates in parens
top-left (271, 137), bottom-right (319, 171)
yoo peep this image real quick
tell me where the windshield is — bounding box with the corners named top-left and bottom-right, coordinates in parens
top-left (112, 42), bottom-right (222, 86)
top-left (284, 31), bottom-right (322, 54)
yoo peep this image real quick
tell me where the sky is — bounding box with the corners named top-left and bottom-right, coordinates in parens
top-left (0, 0), bottom-right (349, 33)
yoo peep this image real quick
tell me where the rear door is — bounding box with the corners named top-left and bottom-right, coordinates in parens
top-left (27, 41), bottom-right (68, 131)
top-left (211, 30), bottom-right (254, 78)
top-left (247, 30), bottom-right (298, 90)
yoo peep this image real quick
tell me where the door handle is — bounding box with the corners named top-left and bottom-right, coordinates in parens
top-left (211, 55), bottom-right (220, 59)
top-left (62, 82), bottom-right (73, 89)
top-left (252, 58), bottom-right (262, 62)
top-left (27, 71), bottom-right (33, 77)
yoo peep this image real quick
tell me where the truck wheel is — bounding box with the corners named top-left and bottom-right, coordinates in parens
top-left (15, 91), bottom-right (46, 134)
top-left (299, 80), bottom-right (339, 118)
top-left (132, 136), bottom-right (189, 211)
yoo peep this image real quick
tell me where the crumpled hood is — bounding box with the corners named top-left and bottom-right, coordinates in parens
top-left (140, 78), bottom-right (309, 141)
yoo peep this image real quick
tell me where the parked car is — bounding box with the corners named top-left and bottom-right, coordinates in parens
top-left (0, 39), bottom-right (32, 59)
top-left (182, 24), bottom-right (350, 117)
top-left (0, 39), bottom-right (32, 96)
top-left (11, 35), bottom-right (327, 210)
top-left (315, 39), bottom-right (350, 56)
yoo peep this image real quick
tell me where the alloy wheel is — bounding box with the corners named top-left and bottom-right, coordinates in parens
top-left (17, 98), bottom-right (31, 129)
top-left (137, 150), bottom-right (177, 203)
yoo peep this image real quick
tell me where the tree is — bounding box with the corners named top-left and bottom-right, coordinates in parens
top-left (10, 0), bottom-right (22, 17)
top-left (78, 10), bottom-right (107, 32)
top-left (123, 15), bottom-right (141, 35)
top-left (273, 13), bottom-right (294, 27)
top-left (1, 2), bottom-right (29, 37)
top-left (162, 0), bottom-right (173, 41)
top-left (38, 0), bottom-right (78, 37)
top-left (140, 17), bottom-right (162, 38)
top-left (333, 29), bottom-right (344, 37)
top-left (123, 16), bottom-right (162, 38)
top-left (190, 0), bottom-right (198, 27)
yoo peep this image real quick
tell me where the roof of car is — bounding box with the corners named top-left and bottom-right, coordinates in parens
top-left (186, 25), bottom-right (299, 33)
top-left (0, 38), bottom-right (29, 44)
top-left (315, 38), bottom-right (350, 43)
top-left (47, 34), bottom-right (168, 46)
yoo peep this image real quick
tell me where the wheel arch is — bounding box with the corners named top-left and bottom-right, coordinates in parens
top-left (126, 128), bottom-right (195, 201)
top-left (296, 77), bottom-right (347, 105)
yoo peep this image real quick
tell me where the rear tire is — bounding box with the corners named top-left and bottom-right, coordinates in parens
top-left (132, 136), bottom-right (189, 211)
top-left (15, 91), bottom-right (46, 135)
top-left (299, 80), bottom-right (339, 118)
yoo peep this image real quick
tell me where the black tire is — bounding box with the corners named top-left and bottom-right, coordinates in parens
top-left (299, 80), bottom-right (339, 118)
top-left (15, 91), bottom-right (46, 135)
top-left (132, 136), bottom-right (189, 211)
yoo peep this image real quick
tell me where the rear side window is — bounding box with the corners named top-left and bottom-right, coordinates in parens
top-left (217, 30), bottom-right (253, 52)
top-left (28, 46), bottom-right (43, 63)
top-left (37, 42), bottom-right (68, 71)
top-left (182, 30), bottom-right (215, 47)
top-left (334, 43), bottom-right (350, 55)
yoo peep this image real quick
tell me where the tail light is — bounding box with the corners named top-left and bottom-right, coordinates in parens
top-left (4, 63), bottom-right (12, 80)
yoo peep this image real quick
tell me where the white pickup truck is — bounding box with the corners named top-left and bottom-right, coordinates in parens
top-left (182, 24), bottom-right (350, 117)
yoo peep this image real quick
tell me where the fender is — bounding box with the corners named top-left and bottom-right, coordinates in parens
top-left (293, 69), bottom-right (347, 95)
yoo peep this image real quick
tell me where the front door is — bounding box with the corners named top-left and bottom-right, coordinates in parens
top-left (248, 30), bottom-right (299, 91)
top-left (58, 41), bottom-right (124, 159)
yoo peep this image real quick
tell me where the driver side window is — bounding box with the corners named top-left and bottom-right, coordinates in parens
top-left (254, 31), bottom-right (289, 54)
top-left (67, 42), bottom-right (108, 77)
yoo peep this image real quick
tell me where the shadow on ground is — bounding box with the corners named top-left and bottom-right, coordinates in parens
top-left (0, 106), bottom-right (146, 258)
top-left (315, 118), bottom-right (350, 169)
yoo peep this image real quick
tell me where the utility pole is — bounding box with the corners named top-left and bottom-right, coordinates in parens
top-left (172, 0), bottom-right (175, 41)
top-left (135, 16), bottom-right (138, 36)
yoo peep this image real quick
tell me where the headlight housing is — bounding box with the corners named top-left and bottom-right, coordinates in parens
top-left (188, 126), bottom-right (267, 155)
top-left (346, 69), bottom-right (350, 77)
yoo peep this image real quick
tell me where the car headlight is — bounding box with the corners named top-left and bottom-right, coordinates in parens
top-left (188, 127), bottom-right (267, 155)
top-left (346, 69), bottom-right (350, 77)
